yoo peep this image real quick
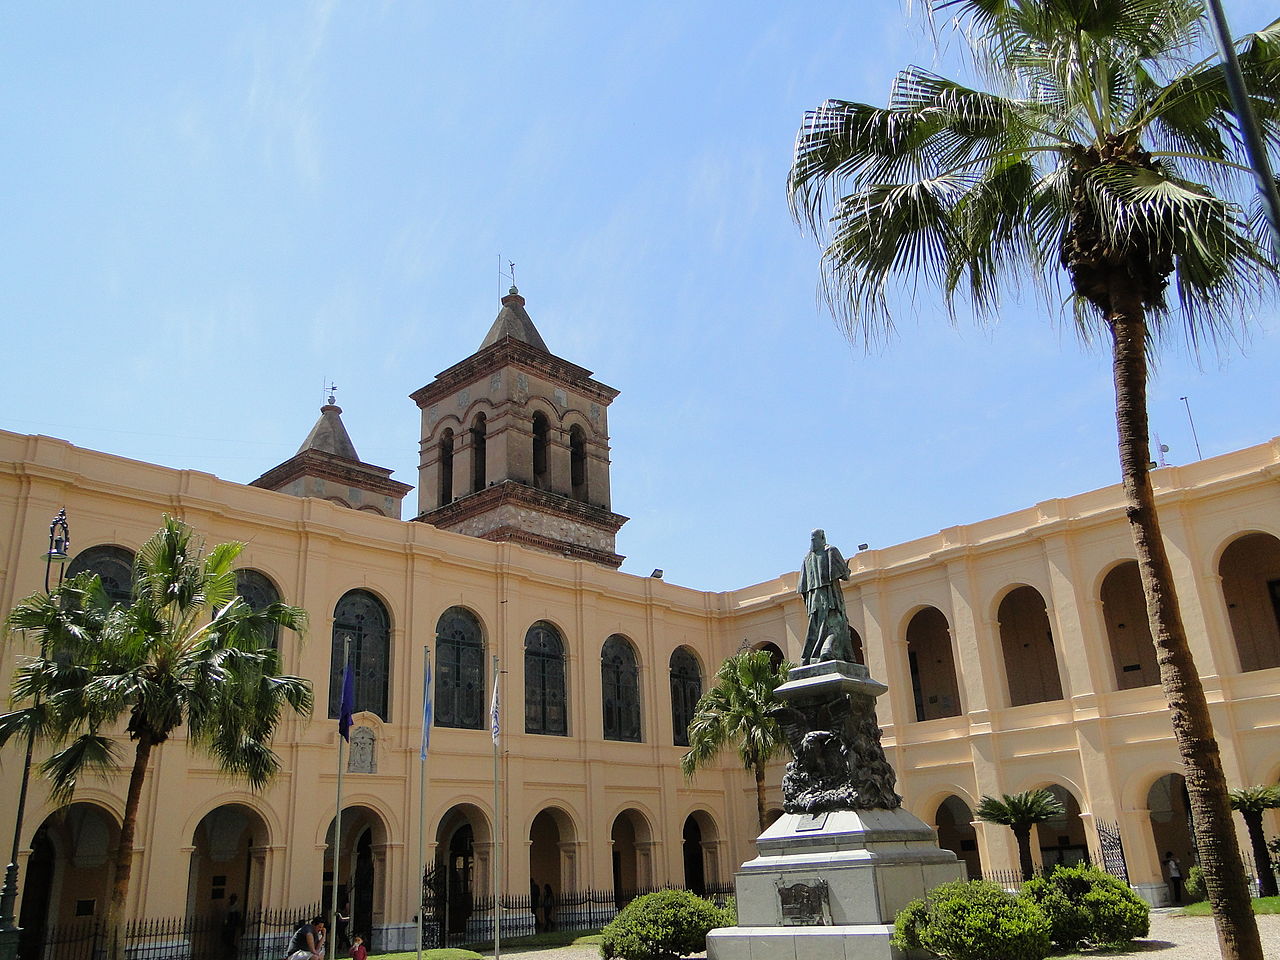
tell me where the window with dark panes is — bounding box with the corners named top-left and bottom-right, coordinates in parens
top-left (601, 635), bottom-right (641, 742)
top-left (329, 590), bottom-right (390, 721)
top-left (67, 545), bottom-right (135, 605)
top-left (525, 621), bottom-right (567, 736)
top-left (669, 647), bottom-right (702, 747)
top-left (234, 569), bottom-right (281, 646)
top-left (435, 607), bottom-right (485, 729)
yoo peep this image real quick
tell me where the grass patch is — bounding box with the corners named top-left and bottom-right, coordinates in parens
top-left (1181, 895), bottom-right (1280, 916)
top-left (463, 929), bottom-right (604, 952)
top-left (370, 929), bottom-right (603, 960)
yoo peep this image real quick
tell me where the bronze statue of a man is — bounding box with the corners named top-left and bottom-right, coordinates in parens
top-left (798, 529), bottom-right (856, 664)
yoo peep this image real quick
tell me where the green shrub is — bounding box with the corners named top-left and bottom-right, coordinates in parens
top-left (1185, 864), bottom-right (1207, 903)
top-left (891, 879), bottom-right (1050, 960)
top-left (600, 889), bottom-right (730, 960)
top-left (1020, 864), bottom-right (1149, 948)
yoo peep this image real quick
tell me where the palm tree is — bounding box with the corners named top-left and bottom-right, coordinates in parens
top-left (1228, 785), bottom-right (1280, 898)
top-left (976, 789), bottom-right (1066, 881)
top-left (680, 649), bottom-right (791, 831)
top-left (0, 516), bottom-right (312, 960)
top-left (788, 4), bottom-right (1278, 957)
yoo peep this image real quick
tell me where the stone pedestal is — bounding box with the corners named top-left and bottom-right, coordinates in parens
top-left (708, 659), bottom-right (963, 959)
top-left (707, 809), bottom-right (963, 960)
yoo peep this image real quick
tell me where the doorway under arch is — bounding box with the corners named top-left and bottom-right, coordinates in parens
top-left (1147, 773), bottom-right (1194, 884)
top-left (529, 807), bottom-right (576, 899)
top-left (934, 796), bottom-right (981, 879)
top-left (18, 802), bottom-right (121, 959)
top-left (324, 806), bottom-right (386, 951)
top-left (433, 805), bottom-right (492, 940)
top-left (610, 809), bottom-right (652, 904)
top-left (1035, 785), bottom-right (1089, 868)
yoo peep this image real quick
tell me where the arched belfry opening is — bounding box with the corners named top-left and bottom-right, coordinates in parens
top-left (411, 287), bottom-right (628, 567)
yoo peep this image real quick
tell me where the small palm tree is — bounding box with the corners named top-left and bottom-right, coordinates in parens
top-left (789, 5), bottom-right (1278, 957)
top-left (680, 649), bottom-right (791, 831)
top-left (1229, 785), bottom-right (1280, 898)
top-left (0, 516), bottom-right (312, 960)
top-left (976, 788), bottom-right (1066, 881)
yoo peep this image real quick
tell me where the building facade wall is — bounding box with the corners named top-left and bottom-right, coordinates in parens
top-left (2, 429), bottom-right (1279, 934)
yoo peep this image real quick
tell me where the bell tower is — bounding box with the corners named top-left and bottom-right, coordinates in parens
top-left (410, 287), bottom-right (627, 567)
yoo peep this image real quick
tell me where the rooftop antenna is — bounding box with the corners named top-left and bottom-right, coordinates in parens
top-left (325, 381), bottom-right (338, 406)
top-left (1179, 397), bottom-right (1203, 460)
top-left (1154, 433), bottom-right (1170, 468)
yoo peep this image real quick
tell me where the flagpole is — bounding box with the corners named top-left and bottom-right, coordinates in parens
top-left (416, 646), bottom-right (431, 960)
top-left (331, 637), bottom-right (351, 958)
top-left (491, 656), bottom-right (501, 960)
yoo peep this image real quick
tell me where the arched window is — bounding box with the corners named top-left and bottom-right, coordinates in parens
top-left (601, 635), bottom-right (641, 742)
top-left (67, 545), bottom-right (135, 605)
top-left (438, 429), bottom-right (455, 506)
top-left (470, 414), bottom-right (487, 493)
top-left (235, 569), bottom-right (281, 646)
top-left (330, 590), bottom-right (391, 722)
top-left (1218, 533), bottom-right (1280, 672)
top-left (669, 647), bottom-right (702, 747)
top-left (525, 621), bottom-right (567, 736)
top-left (570, 425), bottom-right (588, 502)
top-left (1101, 561), bottom-right (1158, 689)
top-left (532, 412), bottom-right (549, 488)
top-left (905, 607), bottom-right (961, 721)
top-left (435, 607), bottom-right (485, 729)
top-left (997, 586), bottom-right (1063, 705)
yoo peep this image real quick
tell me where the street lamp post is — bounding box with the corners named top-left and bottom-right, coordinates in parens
top-left (0, 509), bottom-right (71, 960)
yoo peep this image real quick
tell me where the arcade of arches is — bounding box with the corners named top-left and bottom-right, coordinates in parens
top-left (3, 423), bottom-right (1280, 938)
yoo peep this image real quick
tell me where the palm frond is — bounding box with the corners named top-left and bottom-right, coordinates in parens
top-left (41, 733), bottom-right (118, 803)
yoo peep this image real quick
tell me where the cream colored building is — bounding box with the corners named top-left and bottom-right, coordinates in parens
top-left (1, 292), bottom-right (1278, 950)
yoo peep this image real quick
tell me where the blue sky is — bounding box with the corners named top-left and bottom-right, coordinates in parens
top-left (2, 2), bottom-right (1276, 592)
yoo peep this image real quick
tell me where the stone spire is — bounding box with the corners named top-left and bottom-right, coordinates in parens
top-left (479, 286), bottom-right (549, 352)
top-left (251, 398), bottom-right (412, 519)
top-left (296, 402), bottom-right (360, 461)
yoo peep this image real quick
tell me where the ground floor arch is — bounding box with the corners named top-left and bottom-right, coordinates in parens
top-left (934, 796), bottom-right (981, 879)
top-left (18, 802), bottom-right (121, 960)
top-left (1035, 784), bottom-right (1089, 868)
top-left (187, 803), bottom-right (270, 959)
top-left (680, 810), bottom-right (721, 893)
top-left (1147, 773), bottom-right (1194, 900)
top-left (528, 806), bottom-right (578, 902)
top-left (432, 804), bottom-right (493, 939)
top-left (324, 805), bottom-right (388, 951)
top-left (610, 808), bottom-right (653, 901)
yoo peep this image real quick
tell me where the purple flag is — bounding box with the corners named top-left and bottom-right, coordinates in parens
top-left (339, 663), bottom-right (355, 741)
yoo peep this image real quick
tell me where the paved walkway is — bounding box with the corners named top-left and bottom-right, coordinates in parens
top-left (474, 910), bottom-right (1280, 959)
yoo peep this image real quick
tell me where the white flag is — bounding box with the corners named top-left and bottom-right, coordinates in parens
top-left (490, 674), bottom-right (500, 745)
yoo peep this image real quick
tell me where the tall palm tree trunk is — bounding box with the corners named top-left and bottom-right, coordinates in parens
top-left (1240, 811), bottom-right (1277, 899)
top-left (754, 763), bottom-right (767, 832)
top-left (1108, 298), bottom-right (1262, 960)
top-left (107, 737), bottom-right (153, 960)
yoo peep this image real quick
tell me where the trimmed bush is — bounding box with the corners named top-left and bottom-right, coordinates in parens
top-left (1020, 864), bottom-right (1149, 948)
top-left (1185, 864), bottom-right (1207, 903)
top-left (891, 879), bottom-right (1050, 960)
top-left (600, 889), bottom-right (731, 960)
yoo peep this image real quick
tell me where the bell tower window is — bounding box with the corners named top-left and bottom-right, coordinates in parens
top-left (471, 413), bottom-right (487, 493)
top-left (439, 429), bottom-right (454, 505)
top-left (570, 425), bottom-right (588, 502)
top-left (532, 412), bottom-right (549, 488)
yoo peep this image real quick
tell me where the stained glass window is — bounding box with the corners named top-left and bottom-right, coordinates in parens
top-left (67, 545), bottom-right (135, 605)
top-left (525, 621), bottom-right (567, 736)
top-left (669, 647), bottom-right (702, 747)
top-left (435, 607), bottom-right (485, 729)
top-left (330, 590), bottom-right (390, 721)
top-left (602, 635), bottom-right (641, 742)
top-left (235, 569), bottom-right (281, 646)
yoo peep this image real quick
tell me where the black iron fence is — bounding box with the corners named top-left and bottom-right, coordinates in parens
top-left (26, 903), bottom-right (320, 960)
top-left (418, 882), bottom-right (735, 949)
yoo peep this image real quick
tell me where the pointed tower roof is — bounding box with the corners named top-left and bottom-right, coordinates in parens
top-left (297, 403), bottom-right (360, 461)
top-left (480, 286), bottom-right (549, 352)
